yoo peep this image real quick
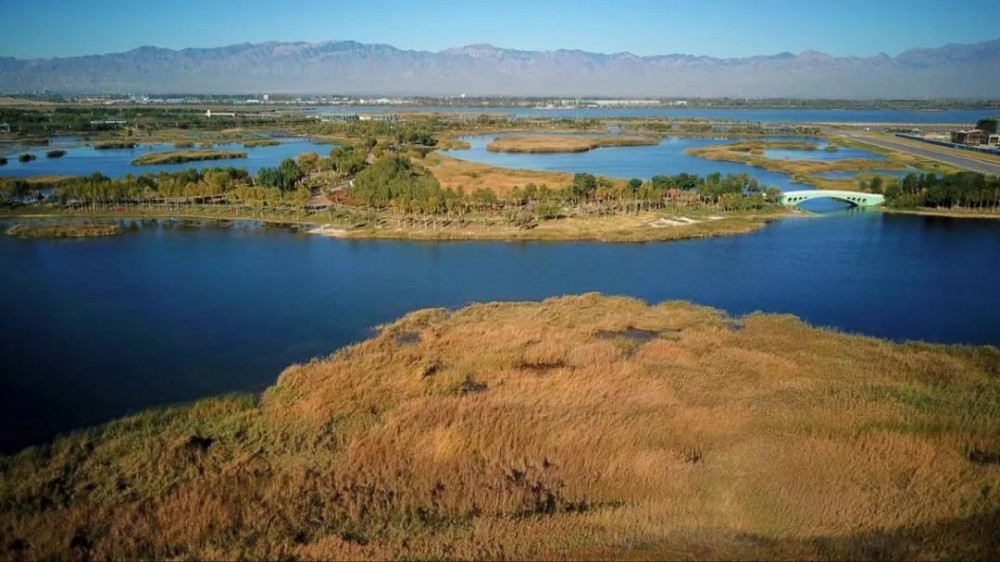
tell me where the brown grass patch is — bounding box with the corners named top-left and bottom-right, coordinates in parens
top-left (131, 150), bottom-right (247, 166)
top-left (1, 294), bottom-right (997, 560)
top-left (423, 152), bottom-right (572, 197)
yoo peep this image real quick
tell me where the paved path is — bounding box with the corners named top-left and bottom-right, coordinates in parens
top-left (838, 133), bottom-right (1000, 176)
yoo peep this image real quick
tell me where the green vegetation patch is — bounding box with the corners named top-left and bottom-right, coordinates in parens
top-left (93, 141), bottom-right (138, 150)
top-left (241, 139), bottom-right (280, 147)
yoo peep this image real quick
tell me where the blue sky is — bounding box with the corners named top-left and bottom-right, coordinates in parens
top-left (0, 0), bottom-right (996, 59)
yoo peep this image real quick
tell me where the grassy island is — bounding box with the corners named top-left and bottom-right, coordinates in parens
top-left (487, 135), bottom-right (659, 153)
top-left (5, 222), bottom-right (122, 239)
top-left (45, 149), bottom-right (67, 158)
top-left (242, 139), bottom-right (281, 147)
top-left (93, 140), bottom-right (138, 150)
top-left (1, 294), bottom-right (997, 560)
top-left (131, 150), bottom-right (247, 166)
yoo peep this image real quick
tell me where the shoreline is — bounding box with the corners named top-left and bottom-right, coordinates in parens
top-left (1, 207), bottom-right (794, 243)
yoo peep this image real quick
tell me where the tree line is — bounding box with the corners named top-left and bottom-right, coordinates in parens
top-left (876, 171), bottom-right (1000, 210)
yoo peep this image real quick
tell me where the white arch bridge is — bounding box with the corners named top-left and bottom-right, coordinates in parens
top-left (779, 190), bottom-right (885, 208)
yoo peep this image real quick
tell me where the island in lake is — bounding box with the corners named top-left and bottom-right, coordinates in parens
top-left (131, 150), bottom-right (247, 166)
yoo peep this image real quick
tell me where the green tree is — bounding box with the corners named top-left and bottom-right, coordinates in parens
top-left (571, 173), bottom-right (597, 199)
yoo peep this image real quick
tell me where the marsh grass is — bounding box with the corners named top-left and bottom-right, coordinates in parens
top-left (93, 141), bottom-right (137, 150)
top-left (241, 139), bottom-right (281, 148)
top-left (130, 150), bottom-right (247, 166)
top-left (1, 295), bottom-right (997, 560)
top-left (423, 153), bottom-right (574, 197)
top-left (5, 222), bottom-right (122, 238)
top-left (685, 139), bottom-right (956, 191)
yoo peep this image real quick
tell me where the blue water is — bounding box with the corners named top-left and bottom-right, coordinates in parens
top-left (450, 135), bottom-right (813, 191)
top-left (317, 106), bottom-right (990, 124)
top-left (1, 213), bottom-right (999, 453)
top-left (763, 144), bottom-right (887, 161)
top-left (0, 139), bottom-right (331, 178)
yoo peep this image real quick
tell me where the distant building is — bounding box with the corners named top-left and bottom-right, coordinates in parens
top-left (205, 110), bottom-right (236, 118)
top-left (976, 118), bottom-right (999, 135)
top-left (358, 113), bottom-right (398, 122)
top-left (322, 114), bottom-right (360, 122)
top-left (951, 129), bottom-right (986, 145)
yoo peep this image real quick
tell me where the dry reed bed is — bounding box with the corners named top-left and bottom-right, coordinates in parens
top-left (341, 212), bottom-right (777, 243)
top-left (1, 294), bottom-right (997, 560)
top-left (130, 150), bottom-right (247, 166)
top-left (682, 139), bottom-right (961, 192)
top-left (423, 153), bottom-right (574, 197)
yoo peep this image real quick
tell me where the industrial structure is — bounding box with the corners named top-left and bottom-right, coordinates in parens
top-left (950, 116), bottom-right (1000, 147)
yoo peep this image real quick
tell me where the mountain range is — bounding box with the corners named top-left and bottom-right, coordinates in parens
top-left (1, 39), bottom-right (998, 98)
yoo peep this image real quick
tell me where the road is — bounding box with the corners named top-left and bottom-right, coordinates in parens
top-left (837, 132), bottom-right (1000, 176)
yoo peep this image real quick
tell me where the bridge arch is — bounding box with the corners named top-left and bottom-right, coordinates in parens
top-left (779, 190), bottom-right (885, 208)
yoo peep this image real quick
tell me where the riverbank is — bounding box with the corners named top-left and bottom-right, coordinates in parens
top-left (2, 294), bottom-right (996, 560)
top-left (486, 135), bottom-right (659, 153)
top-left (1, 205), bottom-right (794, 243)
top-left (311, 210), bottom-right (784, 242)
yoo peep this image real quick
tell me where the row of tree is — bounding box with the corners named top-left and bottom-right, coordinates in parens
top-left (879, 171), bottom-right (1000, 210)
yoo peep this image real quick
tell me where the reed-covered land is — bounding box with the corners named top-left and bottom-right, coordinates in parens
top-left (1, 294), bottom-right (997, 560)
top-left (5, 222), bottom-right (122, 238)
top-left (130, 150), bottom-right (247, 166)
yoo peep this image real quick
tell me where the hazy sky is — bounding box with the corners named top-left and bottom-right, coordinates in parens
top-left (0, 0), bottom-right (996, 59)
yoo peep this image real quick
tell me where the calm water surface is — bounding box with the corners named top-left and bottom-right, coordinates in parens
top-left (451, 135), bottom-right (823, 191)
top-left (2, 213), bottom-right (998, 453)
top-left (0, 139), bottom-right (331, 178)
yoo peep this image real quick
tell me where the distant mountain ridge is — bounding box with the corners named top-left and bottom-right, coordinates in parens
top-left (1, 39), bottom-right (998, 98)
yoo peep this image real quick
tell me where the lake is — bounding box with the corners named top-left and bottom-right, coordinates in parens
top-left (449, 135), bottom-right (820, 192)
top-left (0, 138), bottom-right (331, 178)
top-left (2, 212), bottom-right (999, 454)
top-left (317, 106), bottom-right (990, 124)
